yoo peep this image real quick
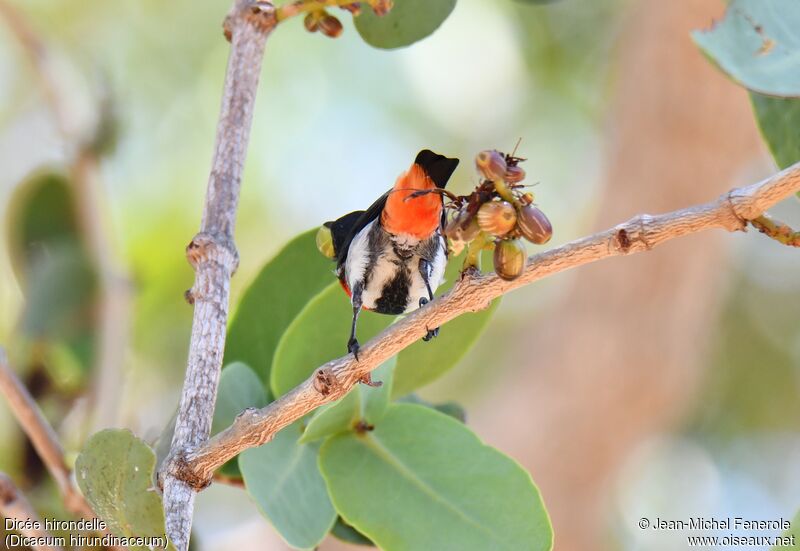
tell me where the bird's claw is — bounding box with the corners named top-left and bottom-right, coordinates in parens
top-left (423, 327), bottom-right (439, 341)
top-left (348, 338), bottom-right (360, 360)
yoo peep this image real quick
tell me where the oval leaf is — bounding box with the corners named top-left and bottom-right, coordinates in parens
top-left (271, 282), bottom-right (393, 397)
top-left (225, 229), bottom-right (334, 393)
top-left (355, 0), bottom-right (457, 49)
top-left (692, 0), bottom-right (800, 97)
top-left (393, 253), bottom-right (498, 397)
top-left (75, 429), bottom-right (174, 550)
top-left (319, 403), bottom-right (553, 551)
top-left (300, 358), bottom-right (396, 444)
top-left (240, 421), bottom-right (336, 550)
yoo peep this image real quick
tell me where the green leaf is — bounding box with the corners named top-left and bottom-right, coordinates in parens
top-left (393, 255), bottom-right (499, 397)
top-left (225, 229), bottom-right (334, 394)
top-left (300, 358), bottom-right (396, 444)
top-left (398, 393), bottom-right (467, 423)
top-left (692, 0), bottom-right (800, 97)
top-left (355, 0), bottom-right (457, 50)
top-left (240, 421), bottom-right (336, 550)
top-left (319, 404), bottom-right (553, 551)
top-left (212, 362), bottom-right (268, 435)
top-left (331, 517), bottom-right (375, 547)
top-left (75, 430), bottom-right (175, 550)
top-left (211, 362), bottom-right (269, 478)
top-left (270, 282), bottom-right (393, 397)
top-left (6, 170), bottom-right (97, 368)
top-left (751, 93), bottom-right (800, 169)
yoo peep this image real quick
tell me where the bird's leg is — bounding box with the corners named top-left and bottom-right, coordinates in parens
top-left (418, 258), bottom-right (439, 342)
top-left (348, 282), bottom-right (363, 360)
top-left (348, 282), bottom-right (382, 387)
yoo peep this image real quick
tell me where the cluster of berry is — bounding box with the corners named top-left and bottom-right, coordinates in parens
top-left (445, 149), bottom-right (552, 281)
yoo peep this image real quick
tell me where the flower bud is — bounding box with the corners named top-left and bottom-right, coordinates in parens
top-left (304, 13), bottom-right (319, 32)
top-left (319, 15), bottom-right (343, 37)
top-left (493, 239), bottom-right (526, 281)
top-left (477, 200), bottom-right (516, 237)
top-left (316, 225), bottom-right (336, 258)
top-left (517, 205), bottom-right (552, 245)
top-left (444, 209), bottom-right (480, 242)
top-left (475, 150), bottom-right (508, 181)
top-left (504, 165), bottom-right (526, 184)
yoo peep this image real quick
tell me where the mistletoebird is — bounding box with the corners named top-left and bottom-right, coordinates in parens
top-left (322, 149), bottom-right (459, 376)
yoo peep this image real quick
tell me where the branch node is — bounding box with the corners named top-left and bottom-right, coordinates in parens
top-left (615, 228), bottom-right (632, 253)
top-left (184, 289), bottom-right (195, 305)
top-left (185, 232), bottom-right (240, 273)
top-left (313, 367), bottom-right (339, 396)
top-left (163, 453), bottom-right (212, 493)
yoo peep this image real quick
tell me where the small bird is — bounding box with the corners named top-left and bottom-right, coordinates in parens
top-left (323, 149), bottom-right (459, 377)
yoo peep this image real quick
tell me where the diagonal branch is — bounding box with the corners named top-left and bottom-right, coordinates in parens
top-left (159, 1), bottom-right (277, 549)
top-left (164, 161), bottom-right (800, 490)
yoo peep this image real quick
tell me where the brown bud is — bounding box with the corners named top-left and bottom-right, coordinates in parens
top-left (444, 209), bottom-right (481, 242)
top-left (517, 204), bottom-right (552, 245)
top-left (319, 15), bottom-right (343, 38)
top-left (477, 200), bottom-right (516, 237)
top-left (475, 150), bottom-right (507, 181)
top-left (493, 239), bottom-right (526, 281)
top-left (316, 225), bottom-right (336, 258)
top-left (504, 165), bottom-right (526, 184)
top-left (371, 0), bottom-right (394, 16)
top-left (304, 13), bottom-right (319, 32)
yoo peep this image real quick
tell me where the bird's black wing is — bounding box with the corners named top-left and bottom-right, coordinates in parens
top-left (324, 191), bottom-right (389, 270)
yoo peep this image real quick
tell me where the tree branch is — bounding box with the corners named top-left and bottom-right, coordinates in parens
top-left (0, 472), bottom-right (62, 551)
top-left (0, 348), bottom-right (75, 509)
top-left (165, 161), bottom-right (800, 489)
top-left (159, 1), bottom-right (276, 549)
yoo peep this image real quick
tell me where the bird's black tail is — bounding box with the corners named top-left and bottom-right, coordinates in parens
top-left (415, 149), bottom-right (459, 189)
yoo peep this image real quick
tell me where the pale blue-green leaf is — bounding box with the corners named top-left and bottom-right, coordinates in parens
top-left (319, 404), bottom-right (553, 551)
top-left (692, 0), bottom-right (800, 96)
top-left (240, 421), bottom-right (336, 550)
top-left (75, 430), bottom-right (175, 550)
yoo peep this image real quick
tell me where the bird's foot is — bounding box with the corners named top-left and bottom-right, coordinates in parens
top-left (347, 338), bottom-right (360, 360)
top-left (418, 297), bottom-right (439, 341)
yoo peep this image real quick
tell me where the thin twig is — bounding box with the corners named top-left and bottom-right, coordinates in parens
top-left (750, 214), bottom-right (800, 247)
top-left (0, 472), bottom-right (63, 551)
top-left (159, 1), bottom-right (277, 549)
top-left (0, 349), bottom-right (73, 506)
top-left (162, 162), bottom-right (800, 489)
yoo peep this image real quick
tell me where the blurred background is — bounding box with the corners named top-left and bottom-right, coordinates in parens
top-left (1, 0), bottom-right (799, 549)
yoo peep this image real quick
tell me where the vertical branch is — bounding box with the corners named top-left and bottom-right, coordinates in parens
top-left (0, 473), bottom-right (62, 551)
top-left (160, 1), bottom-right (276, 549)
